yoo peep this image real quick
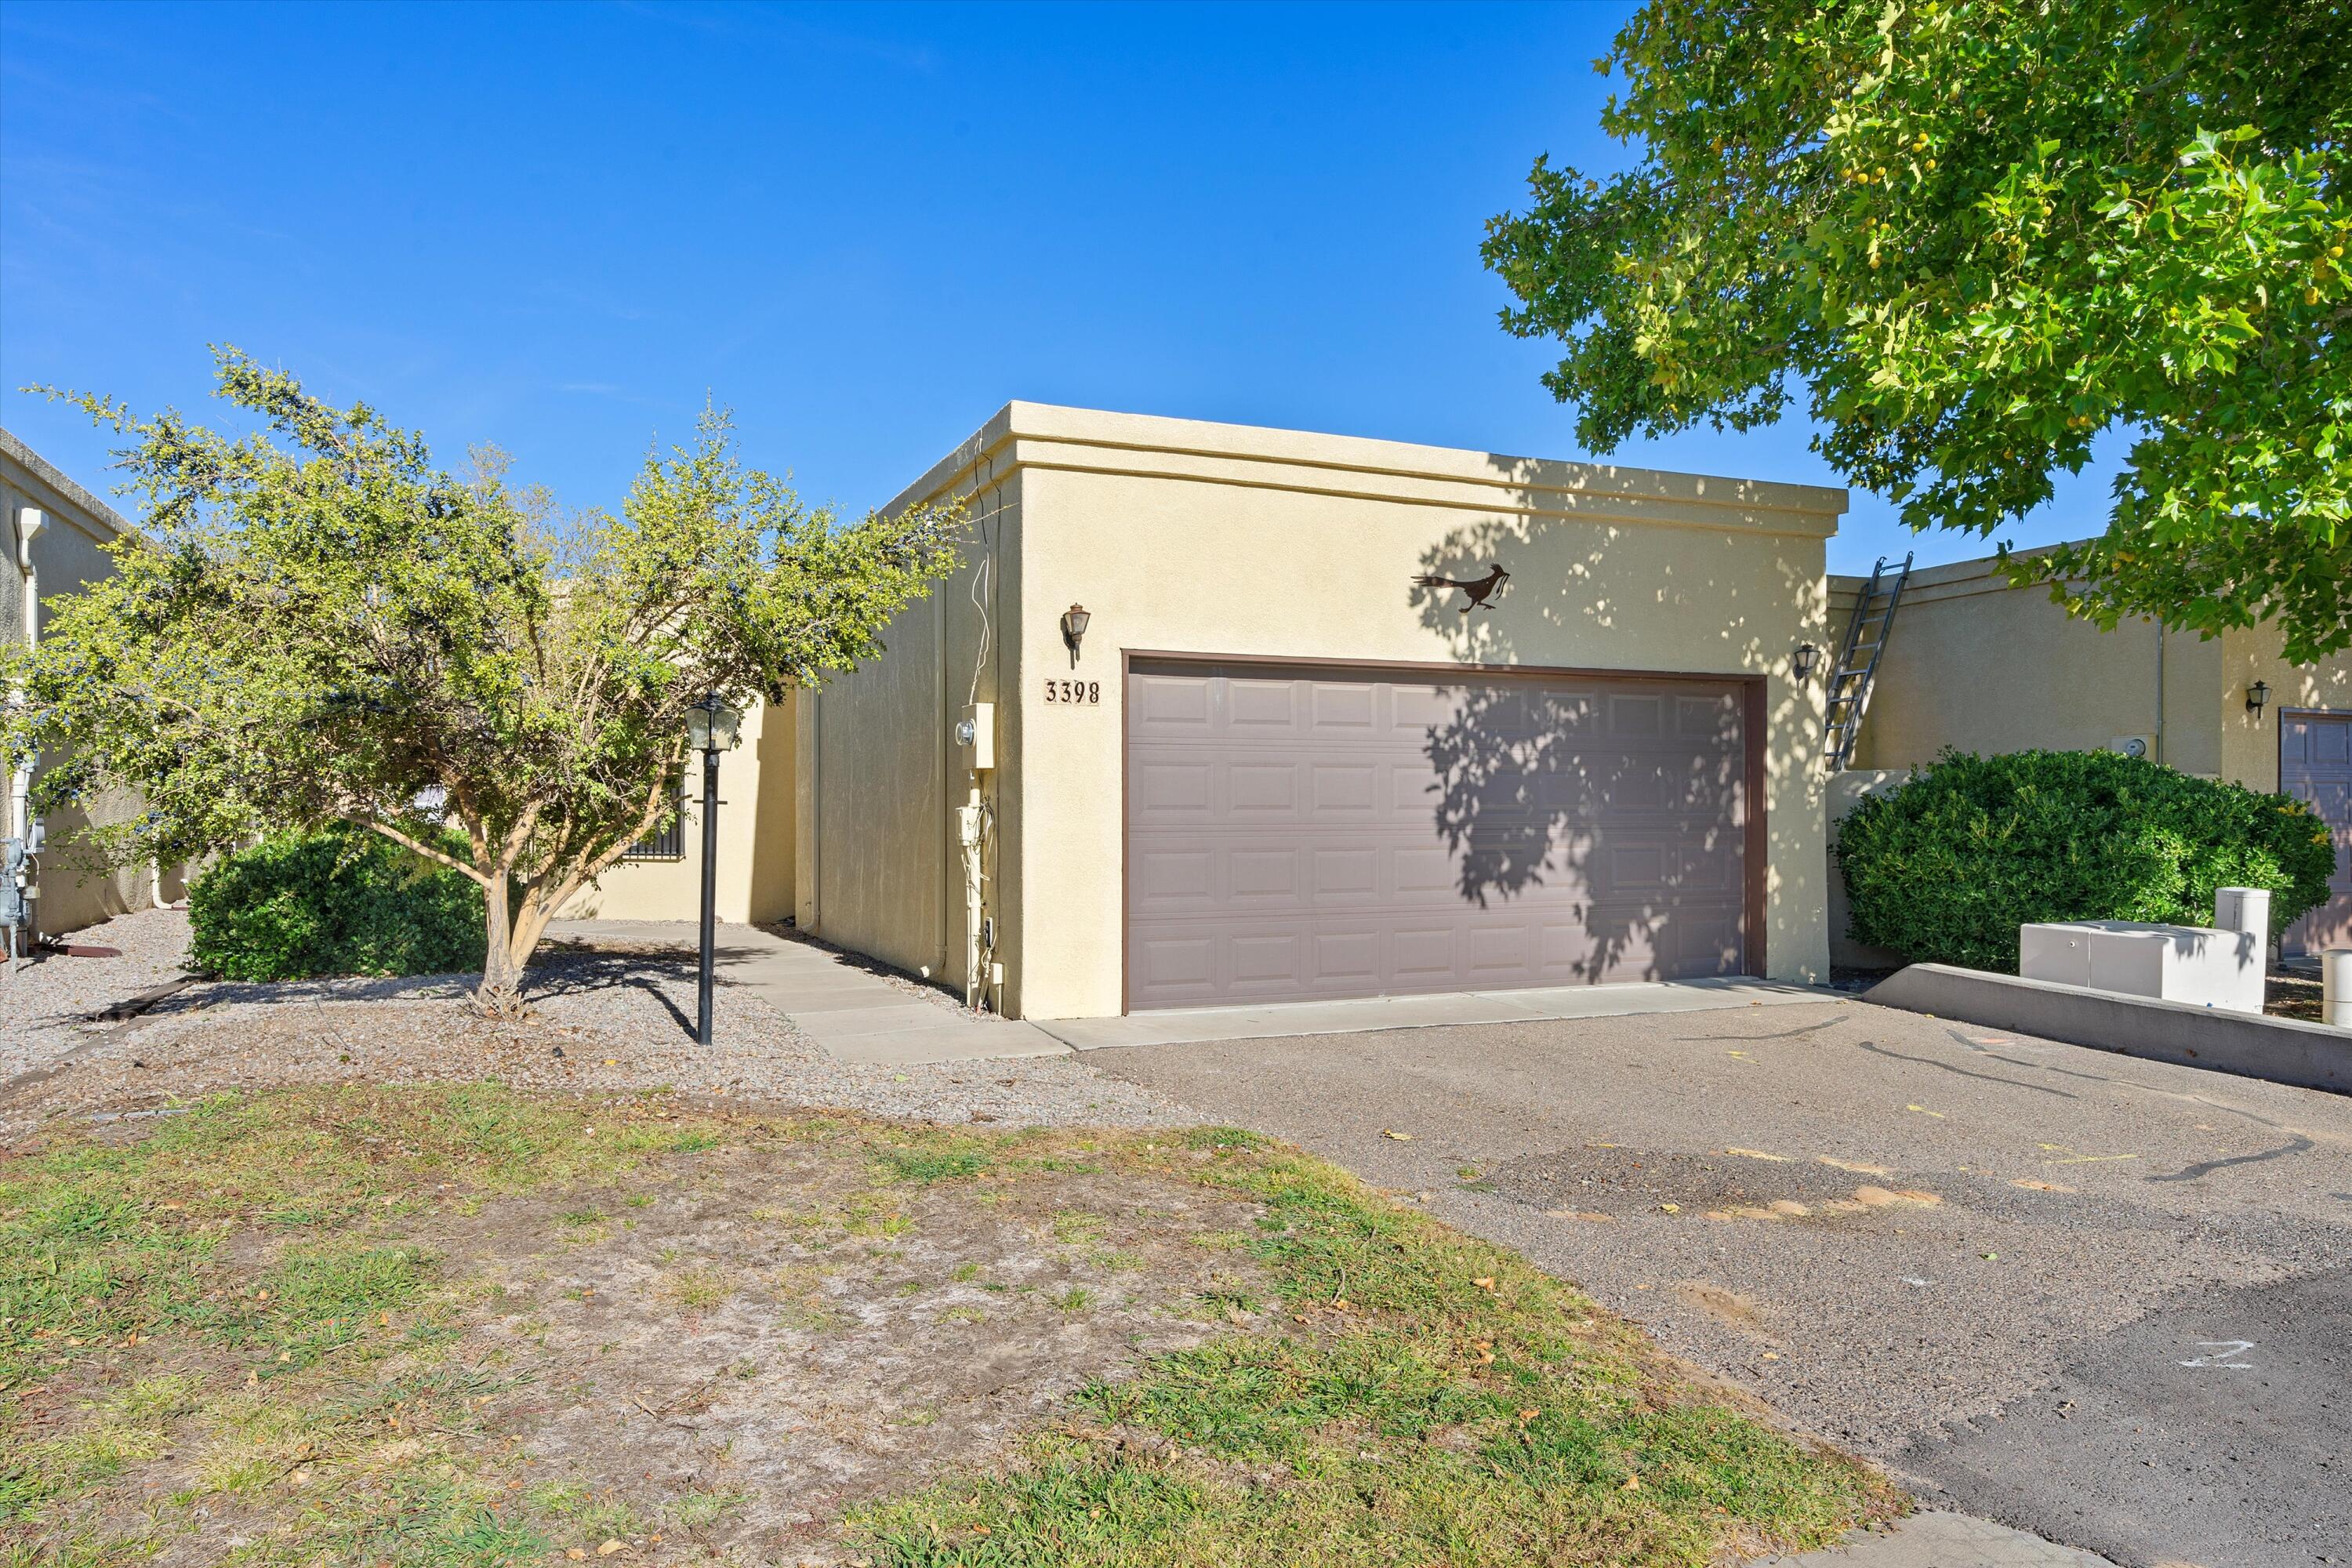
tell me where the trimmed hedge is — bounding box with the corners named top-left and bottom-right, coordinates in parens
top-left (189, 825), bottom-right (486, 982)
top-left (1835, 749), bottom-right (2335, 974)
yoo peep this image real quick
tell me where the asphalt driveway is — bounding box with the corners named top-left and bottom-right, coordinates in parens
top-left (1085, 996), bottom-right (2352, 1568)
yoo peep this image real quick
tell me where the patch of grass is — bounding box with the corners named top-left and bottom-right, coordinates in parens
top-left (1050, 1210), bottom-right (1111, 1247)
top-left (658, 1266), bottom-right (734, 1311)
top-left (1188, 1230), bottom-right (1254, 1251)
top-left (669, 1486), bottom-right (749, 1529)
top-left (1, 1085), bottom-right (1893, 1567)
top-left (848, 1141), bottom-right (1899, 1566)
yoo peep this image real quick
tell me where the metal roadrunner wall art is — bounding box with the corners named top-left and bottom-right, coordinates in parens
top-left (1412, 562), bottom-right (1511, 614)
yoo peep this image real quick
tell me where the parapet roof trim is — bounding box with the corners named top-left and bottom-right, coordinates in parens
top-left (0, 427), bottom-right (136, 542)
top-left (887, 401), bottom-right (1848, 536)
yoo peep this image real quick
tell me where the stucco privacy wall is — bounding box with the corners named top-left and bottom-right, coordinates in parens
top-left (1831, 553), bottom-right (2351, 789)
top-left (0, 429), bottom-right (184, 935)
top-left (1831, 554), bottom-right (2223, 776)
top-left (561, 690), bottom-right (797, 925)
top-left (794, 465), bottom-right (1017, 993)
top-left (855, 403), bottom-right (1844, 1020)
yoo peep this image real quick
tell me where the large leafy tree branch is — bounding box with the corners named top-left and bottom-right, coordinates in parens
top-left (1483, 0), bottom-right (2350, 660)
top-left (6, 350), bottom-right (961, 1012)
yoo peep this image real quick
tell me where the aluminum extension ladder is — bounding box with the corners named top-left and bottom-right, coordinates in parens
top-left (1824, 551), bottom-right (1913, 771)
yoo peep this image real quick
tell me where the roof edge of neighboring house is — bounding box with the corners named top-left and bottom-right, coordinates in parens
top-left (885, 401), bottom-right (1849, 539)
top-left (1828, 543), bottom-right (2094, 607)
top-left (0, 427), bottom-right (136, 543)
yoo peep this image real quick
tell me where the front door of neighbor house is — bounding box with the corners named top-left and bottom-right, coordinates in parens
top-left (1123, 659), bottom-right (1755, 1010)
top-left (2281, 710), bottom-right (2352, 956)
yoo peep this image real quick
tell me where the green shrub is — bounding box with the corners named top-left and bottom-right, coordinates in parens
top-left (189, 825), bottom-right (485, 981)
top-left (1835, 749), bottom-right (2335, 973)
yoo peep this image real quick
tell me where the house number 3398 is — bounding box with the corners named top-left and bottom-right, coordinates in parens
top-left (1044, 680), bottom-right (1100, 705)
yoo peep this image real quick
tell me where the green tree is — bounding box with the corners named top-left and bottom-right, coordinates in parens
top-left (1483, 0), bottom-right (2350, 660)
top-left (8, 350), bottom-right (960, 1013)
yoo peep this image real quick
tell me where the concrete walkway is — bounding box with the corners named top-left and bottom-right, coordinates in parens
top-left (1744, 1511), bottom-right (2116, 1567)
top-left (553, 924), bottom-right (1840, 1066)
top-left (1036, 975), bottom-right (1832, 1051)
top-left (548, 920), bottom-right (1068, 1066)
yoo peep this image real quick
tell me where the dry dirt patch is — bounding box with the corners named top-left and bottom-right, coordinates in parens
top-left (444, 1142), bottom-right (1264, 1553)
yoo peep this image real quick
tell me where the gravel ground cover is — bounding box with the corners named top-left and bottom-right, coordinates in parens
top-left (0, 914), bottom-right (1189, 1142)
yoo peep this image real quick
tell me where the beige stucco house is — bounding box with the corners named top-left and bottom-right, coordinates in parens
top-left (1828, 554), bottom-right (2352, 956)
top-left (0, 428), bottom-right (187, 937)
top-left (789, 403), bottom-right (1846, 1020)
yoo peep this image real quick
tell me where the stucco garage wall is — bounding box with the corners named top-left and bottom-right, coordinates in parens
top-left (995, 408), bottom-right (1843, 1018)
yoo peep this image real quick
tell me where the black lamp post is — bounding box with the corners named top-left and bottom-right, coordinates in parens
top-left (685, 693), bottom-right (741, 1045)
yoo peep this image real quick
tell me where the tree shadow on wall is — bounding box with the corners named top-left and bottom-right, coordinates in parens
top-left (1406, 486), bottom-right (1824, 981)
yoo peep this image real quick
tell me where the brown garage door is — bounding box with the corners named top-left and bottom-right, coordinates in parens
top-left (1126, 659), bottom-right (1755, 1010)
top-left (2281, 710), bottom-right (2352, 956)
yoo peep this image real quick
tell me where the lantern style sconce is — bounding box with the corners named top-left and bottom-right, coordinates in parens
top-left (1791, 642), bottom-right (1820, 683)
top-left (1060, 603), bottom-right (1091, 667)
top-left (2245, 681), bottom-right (2270, 723)
top-left (684, 693), bottom-right (742, 753)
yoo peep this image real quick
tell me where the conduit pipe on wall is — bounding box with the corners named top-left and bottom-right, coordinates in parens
top-left (10, 507), bottom-right (44, 948)
top-left (11, 507), bottom-right (44, 844)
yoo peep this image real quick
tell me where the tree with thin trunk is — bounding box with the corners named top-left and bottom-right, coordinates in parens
top-left (6, 350), bottom-right (960, 1014)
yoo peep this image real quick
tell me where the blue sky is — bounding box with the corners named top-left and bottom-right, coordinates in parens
top-left (1, 0), bottom-right (2121, 572)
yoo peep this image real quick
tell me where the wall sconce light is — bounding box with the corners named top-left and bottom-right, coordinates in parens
top-left (1060, 603), bottom-right (1091, 667)
top-left (1791, 642), bottom-right (1820, 682)
top-left (2246, 680), bottom-right (2270, 722)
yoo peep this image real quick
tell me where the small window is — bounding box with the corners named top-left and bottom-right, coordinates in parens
top-left (624, 774), bottom-right (686, 860)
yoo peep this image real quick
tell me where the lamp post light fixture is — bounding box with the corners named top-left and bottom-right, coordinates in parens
top-left (2246, 681), bottom-right (2270, 723)
top-left (1791, 641), bottom-right (1820, 683)
top-left (686, 692), bottom-right (742, 1046)
top-left (1060, 603), bottom-right (1091, 667)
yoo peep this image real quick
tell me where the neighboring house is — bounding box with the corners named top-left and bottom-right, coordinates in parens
top-left (0, 428), bottom-right (186, 937)
top-left (559, 690), bottom-right (800, 926)
top-left (789, 403), bottom-right (1847, 1021)
top-left (1828, 552), bottom-right (2352, 956)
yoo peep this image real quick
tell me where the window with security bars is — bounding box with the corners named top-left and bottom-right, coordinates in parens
top-left (623, 773), bottom-right (687, 860)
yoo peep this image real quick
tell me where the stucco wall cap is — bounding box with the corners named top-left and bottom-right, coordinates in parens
top-left (888, 401), bottom-right (1847, 534)
top-left (0, 427), bottom-right (137, 543)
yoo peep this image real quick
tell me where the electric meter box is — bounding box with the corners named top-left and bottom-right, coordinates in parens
top-left (958, 702), bottom-right (996, 771)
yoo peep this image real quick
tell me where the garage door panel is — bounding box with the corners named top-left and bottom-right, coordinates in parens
top-left (1311, 762), bottom-right (1379, 813)
top-left (1312, 847), bottom-right (1378, 898)
top-left (1132, 846), bottom-right (1214, 910)
top-left (1229, 932), bottom-right (1303, 986)
top-left (1127, 661), bottom-right (1751, 1009)
top-left (1134, 759), bottom-right (1212, 815)
top-left (1311, 929), bottom-right (1381, 985)
top-left (1392, 924), bottom-right (1459, 981)
top-left (1134, 673), bottom-right (1214, 729)
top-left (1229, 679), bottom-right (1298, 729)
top-left (1228, 762), bottom-right (1301, 815)
top-left (1228, 848), bottom-right (1301, 901)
